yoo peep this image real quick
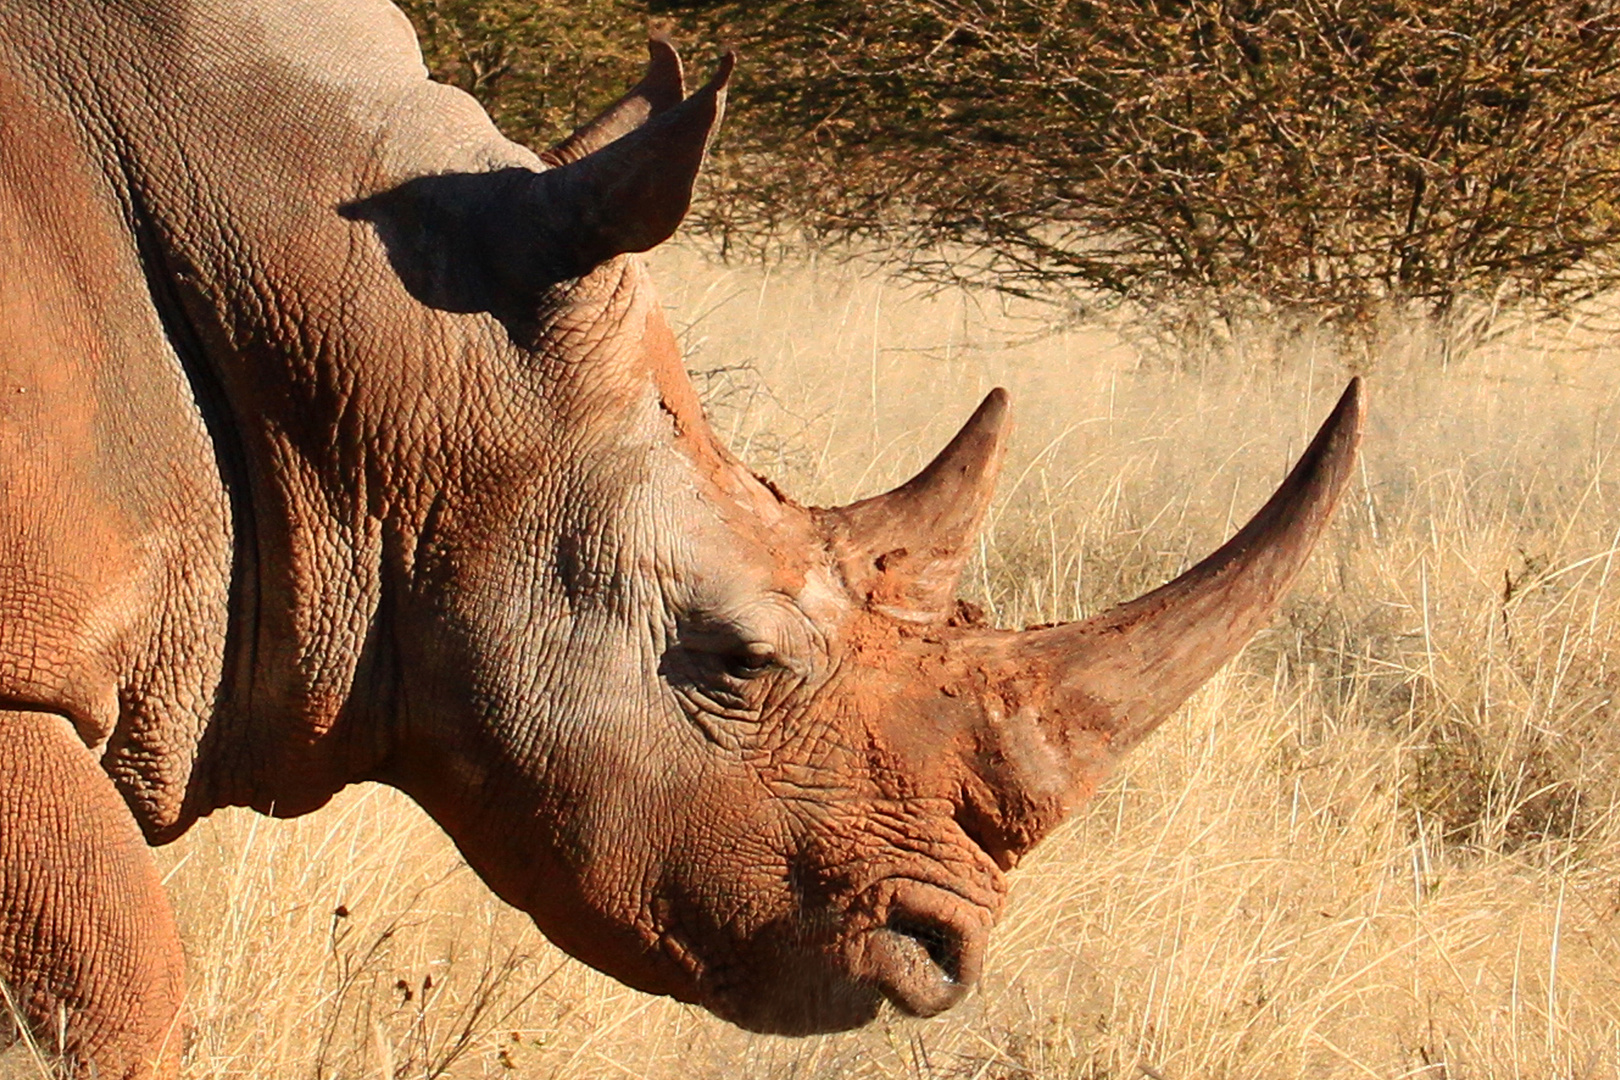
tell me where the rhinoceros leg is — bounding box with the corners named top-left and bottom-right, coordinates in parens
top-left (0, 712), bottom-right (183, 1079)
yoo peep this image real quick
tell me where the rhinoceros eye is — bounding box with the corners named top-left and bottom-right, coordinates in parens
top-left (720, 647), bottom-right (776, 681)
top-left (675, 616), bottom-right (778, 677)
top-left (661, 633), bottom-right (782, 741)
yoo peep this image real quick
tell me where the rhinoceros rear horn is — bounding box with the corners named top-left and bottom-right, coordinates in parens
top-left (541, 35), bottom-right (686, 167)
top-left (818, 389), bottom-right (1010, 621)
top-left (523, 49), bottom-right (733, 281)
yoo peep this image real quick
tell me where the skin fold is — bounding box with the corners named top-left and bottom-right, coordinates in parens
top-left (0, 3), bottom-right (1363, 1074)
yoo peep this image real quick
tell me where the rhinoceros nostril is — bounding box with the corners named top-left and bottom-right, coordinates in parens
top-left (885, 911), bottom-right (962, 983)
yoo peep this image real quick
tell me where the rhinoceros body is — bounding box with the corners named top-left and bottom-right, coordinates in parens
top-left (0, 2), bottom-right (1361, 1075)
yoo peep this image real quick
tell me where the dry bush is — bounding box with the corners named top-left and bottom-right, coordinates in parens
top-left (12, 251), bottom-right (1620, 1078)
top-left (396, 0), bottom-right (645, 141)
top-left (397, 0), bottom-right (1620, 334)
top-left (688, 0), bottom-right (1620, 322)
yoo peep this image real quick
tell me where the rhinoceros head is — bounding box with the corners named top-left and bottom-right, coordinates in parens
top-left (361, 40), bottom-right (1362, 1035)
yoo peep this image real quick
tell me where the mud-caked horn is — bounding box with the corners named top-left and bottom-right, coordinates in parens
top-left (951, 379), bottom-right (1364, 859)
top-left (819, 389), bottom-right (1010, 621)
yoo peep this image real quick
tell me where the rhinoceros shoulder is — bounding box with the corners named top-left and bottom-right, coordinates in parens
top-left (0, 49), bottom-right (233, 831)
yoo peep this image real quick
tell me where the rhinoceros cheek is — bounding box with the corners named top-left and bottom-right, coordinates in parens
top-left (520, 893), bottom-right (695, 1001)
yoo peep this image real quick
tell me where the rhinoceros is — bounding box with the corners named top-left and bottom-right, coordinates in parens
top-left (0, 1), bottom-right (1362, 1075)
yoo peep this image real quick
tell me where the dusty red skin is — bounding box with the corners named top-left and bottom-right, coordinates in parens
top-left (0, 6), bottom-right (1364, 1074)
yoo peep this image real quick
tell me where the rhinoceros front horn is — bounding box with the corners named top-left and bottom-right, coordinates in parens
top-left (952, 378), bottom-right (1364, 859)
top-left (1026, 378), bottom-right (1362, 750)
top-left (853, 381), bottom-right (1363, 862)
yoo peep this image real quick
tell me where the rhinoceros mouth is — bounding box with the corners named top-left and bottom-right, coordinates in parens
top-left (699, 959), bottom-right (886, 1036)
top-left (648, 909), bottom-right (884, 1035)
top-left (695, 912), bottom-right (977, 1032)
top-left (655, 884), bottom-right (988, 1033)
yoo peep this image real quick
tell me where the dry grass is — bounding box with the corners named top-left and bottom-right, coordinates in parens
top-left (13, 251), bottom-right (1620, 1078)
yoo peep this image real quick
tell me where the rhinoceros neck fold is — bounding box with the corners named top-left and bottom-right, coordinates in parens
top-left (0, 0), bottom-right (574, 829)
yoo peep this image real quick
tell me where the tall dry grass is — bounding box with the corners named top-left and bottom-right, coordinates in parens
top-left (11, 251), bottom-right (1620, 1078)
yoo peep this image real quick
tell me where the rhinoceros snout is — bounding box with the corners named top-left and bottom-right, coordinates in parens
top-left (847, 880), bottom-right (990, 1019)
top-left (868, 910), bottom-right (981, 1017)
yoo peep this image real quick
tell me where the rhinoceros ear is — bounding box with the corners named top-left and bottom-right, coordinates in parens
top-left (541, 34), bottom-right (686, 167)
top-left (513, 50), bottom-right (732, 283)
top-left (818, 390), bottom-right (1010, 622)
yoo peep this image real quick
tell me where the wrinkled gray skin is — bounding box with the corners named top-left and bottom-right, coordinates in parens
top-left (0, 3), bottom-right (1363, 1076)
